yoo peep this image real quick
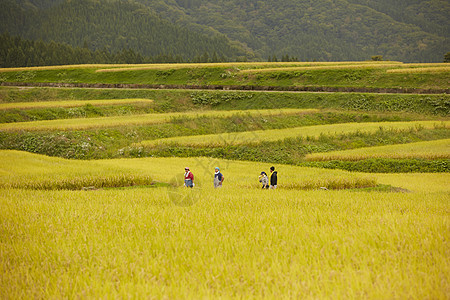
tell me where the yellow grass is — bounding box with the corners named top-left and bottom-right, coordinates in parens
top-left (376, 172), bottom-right (450, 193)
top-left (0, 150), bottom-right (376, 190)
top-left (240, 63), bottom-right (404, 74)
top-left (0, 64), bottom-right (131, 72)
top-left (386, 66), bottom-right (450, 73)
top-left (96, 61), bottom-right (394, 72)
top-left (305, 139), bottom-right (450, 161)
top-left (402, 63), bottom-right (450, 67)
top-left (0, 98), bottom-right (153, 110)
top-left (138, 121), bottom-right (449, 148)
top-left (0, 108), bottom-right (316, 131)
top-left (0, 61), bottom-right (407, 73)
top-left (0, 150), bottom-right (448, 298)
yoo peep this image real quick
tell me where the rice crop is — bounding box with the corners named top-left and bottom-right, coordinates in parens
top-left (93, 61), bottom-right (402, 73)
top-left (0, 150), bottom-right (153, 190)
top-left (402, 63), bottom-right (450, 68)
top-left (386, 67), bottom-right (450, 74)
top-left (0, 98), bottom-right (153, 110)
top-left (305, 139), bottom-right (450, 161)
top-left (0, 150), bottom-right (376, 191)
top-left (0, 64), bottom-right (129, 72)
top-left (240, 63), bottom-right (404, 74)
top-left (0, 108), bottom-right (314, 131)
top-left (137, 121), bottom-right (449, 148)
top-left (0, 151), bottom-right (448, 298)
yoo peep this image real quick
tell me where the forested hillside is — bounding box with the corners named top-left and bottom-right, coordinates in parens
top-left (168, 0), bottom-right (448, 62)
top-left (0, 0), bottom-right (249, 63)
top-left (1, 0), bottom-right (449, 65)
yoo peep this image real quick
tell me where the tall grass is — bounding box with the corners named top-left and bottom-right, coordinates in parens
top-left (94, 61), bottom-right (404, 73)
top-left (0, 108), bottom-right (314, 131)
top-left (0, 150), bottom-right (153, 190)
top-left (240, 63), bottom-right (403, 74)
top-left (0, 156), bottom-right (448, 298)
top-left (0, 64), bottom-right (129, 72)
top-left (387, 67), bottom-right (450, 74)
top-left (0, 98), bottom-right (153, 110)
top-left (1, 62), bottom-right (394, 73)
top-left (305, 139), bottom-right (450, 161)
top-left (137, 121), bottom-right (449, 148)
top-left (0, 150), bottom-right (376, 190)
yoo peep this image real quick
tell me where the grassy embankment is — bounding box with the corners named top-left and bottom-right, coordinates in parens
top-left (1, 62), bottom-right (449, 90)
top-left (0, 63), bottom-right (448, 170)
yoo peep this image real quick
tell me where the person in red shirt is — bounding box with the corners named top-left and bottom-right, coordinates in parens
top-left (184, 167), bottom-right (194, 188)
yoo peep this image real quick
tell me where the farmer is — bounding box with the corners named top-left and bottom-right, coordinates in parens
top-left (213, 167), bottom-right (224, 188)
top-left (184, 167), bottom-right (194, 188)
top-left (269, 166), bottom-right (277, 189)
top-left (258, 171), bottom-right (269, 189)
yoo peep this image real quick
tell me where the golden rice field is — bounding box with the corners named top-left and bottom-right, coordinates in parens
top-left (0, 108), bottom-right (315, 131)
top-left (239, 63), bottom-right (404, 74)
top-left (0, 150), bottom-right (449, 298)
top-left (0, 98), bottom-right (154, 110)
top-left (94, 61), bottom-right (404, 73)
top-left (386, 66), bottom-right (450, 74)
top-left (305, 138), bottom-right (450, 161)
top-left (0, 150), bottom-right (376, 190)
top-left (137, 120), bottom-right (449, 148)
top-left (0, 61), bottom-right (404, 73)
top-left (0, 62), bottom-right (449, 299)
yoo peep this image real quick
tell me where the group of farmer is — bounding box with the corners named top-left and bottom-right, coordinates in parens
top-left (183, 166), bottom-right (277, 189)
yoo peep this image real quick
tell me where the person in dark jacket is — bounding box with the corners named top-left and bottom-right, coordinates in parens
top-left (213, 167), bottom-right (224, 188)
top-left (269, 166), bottom-right (277, 189)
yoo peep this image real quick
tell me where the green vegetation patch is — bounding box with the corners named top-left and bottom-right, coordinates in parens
top-left (1, 87), bottom-right (448, 116)
top-left (1, 63), bottom-right (449, 90)
top-left (303, 159), bottom-right (449, 173)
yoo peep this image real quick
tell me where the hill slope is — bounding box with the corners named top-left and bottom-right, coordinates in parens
top-left (0, 0), bottom-right (449, 62)
top-left (167, 0), bottom-right (449, 62)
top-left (0, 0), bottom-right (249, 61)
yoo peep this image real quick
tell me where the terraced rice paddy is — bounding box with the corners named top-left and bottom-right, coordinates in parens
top-left (0, 62), bottom-right (448, 299)
top-left (0, 98), bottom-right (153, 110)
top-left (137, 121), bottom-right (449, 148)
top-left (305, 139), bottom-right (450, 161)
top-left (0, 108), bottom-right (315, 131)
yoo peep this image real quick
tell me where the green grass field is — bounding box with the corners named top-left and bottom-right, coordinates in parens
top-left (0, 62), bottom-right (449, 298)
top-left (1, 62), bottom-right (449, 89)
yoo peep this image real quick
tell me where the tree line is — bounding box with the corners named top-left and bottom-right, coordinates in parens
top-left (0, 0), bottom-right (249, 62)
top-left (0, 33), bottom-right (233, 67)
